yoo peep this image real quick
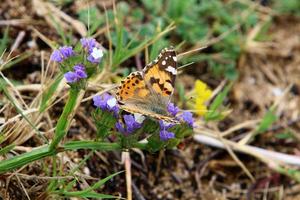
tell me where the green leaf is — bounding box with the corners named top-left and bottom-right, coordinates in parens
top-left (256, 109), bottom-right (277, 133)
top-left (205, 82), bottom-right (233, 121)
top-left (147, 134), bottom-right (165, 152)
top-left (274, 0), bottom-right (300, 15)
top-left (92, 108), bottom-right (117, 139)
top-left (49, 88), bottom-right (83, 150)
top-left (0, 144), bottom-right (15, 155)
top-left (0, 146), bottom-right (55, 174)
top-left (275, 131), bottom-right (294, 140)
top-left (63, 141), bottom-right (121, 151)
top-left (40, 73), bottom-right (63, 112)
top-left (71, 192), bottom-right (120, 199)
top-left (0, 51), bottom-right (33, 71)
top-left (78, 7), bottom-right (104, 36)
top-left (60, 171), bottom-right (123, 197)
top-left (0, 26), bottom-right (10, 55)
top-left (177, 83), bottom-right (186, 103)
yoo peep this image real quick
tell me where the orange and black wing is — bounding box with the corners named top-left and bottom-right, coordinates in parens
top-left (143, 47), bottom-right (177, 100)
top-left (116, 71), bottom-right (149, 103)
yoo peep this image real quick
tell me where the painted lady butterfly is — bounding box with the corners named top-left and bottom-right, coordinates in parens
top-left (116, 47), bottom-right (179, 123)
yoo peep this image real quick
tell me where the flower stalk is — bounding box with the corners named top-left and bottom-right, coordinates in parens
top-left (0, 141), bottom-right (122, 174)
top-left (50, 88), bottom-right (85, 150)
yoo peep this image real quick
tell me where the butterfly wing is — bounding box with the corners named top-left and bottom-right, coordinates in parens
top-left (116, 71), bottom-right (148, 103)
top-left (143, 47), bottom-right (177, 101)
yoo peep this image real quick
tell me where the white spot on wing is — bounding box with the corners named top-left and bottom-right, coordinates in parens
top-left (162, 60), bottom-right (166, 65)
top-left (173, 56), bottom-right (177, 61)
top-left (166, 66), bottom-right (177, 75)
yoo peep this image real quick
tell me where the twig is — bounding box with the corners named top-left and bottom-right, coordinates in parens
top-left (122, 151), bottom-right (132, 200)
top-left (193, 134), bottom-right (300, 166)
top-left (177, 46), bottom-right (207, 60)
top-left (0, 19), bottom-right (31, 26)
top-left (15, 174), bottom-right (31, 200)
top-left (15, 84), bottom-right (42, 92)
top-left (0, 108), bottom-right (39, 132)
top-left (217, 133), bottom-right (255, 182)
top-left (221, 119), bottom-right (260, 137)
top-left (132, 182), bottom-right (146, 200)
top-left (10, 31), bottom-right (25, 53)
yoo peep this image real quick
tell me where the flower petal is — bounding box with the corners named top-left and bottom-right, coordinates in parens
top-left (107, 98), bottom-right (117, 108)
top-left (134, 113), bottom-right (145, 124)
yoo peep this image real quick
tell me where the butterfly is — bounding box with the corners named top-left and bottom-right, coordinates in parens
top-left (115, 47), bottom-right (179, 123)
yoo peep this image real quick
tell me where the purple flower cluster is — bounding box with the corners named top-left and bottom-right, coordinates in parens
top-left (181, 111), bottom-right (194, 127)
top-left (80, 38), bottom-right (103, 64)
top-left (167, 102), bottom-right (194, 128)
top-left (92, 96), bottom-right (193, 142)
top-left (167, 103), bottom-right (179, 116)
top-left (159, 120), bottom-right (175, 141)
top-left (64, 64), bottom-right (87, 83)
top-left (115, 114), bottom-right (143, 136)
top-left (80, 38), bottom-right (96, 52)
top-left (93, 93), bottom-right (119, 116)
top-left (50, 46), bottom-right (75, 63)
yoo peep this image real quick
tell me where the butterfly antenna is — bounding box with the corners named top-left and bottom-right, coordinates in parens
top-left (178, 62), bottom-right (195, 71)
top-left (177, 46), bottom-right (207, 60)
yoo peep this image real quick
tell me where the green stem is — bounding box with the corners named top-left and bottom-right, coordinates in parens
top-left (0, 141), bottom-right (121, 174)
top-left (132, 142), bottom-right (147, 150)
top-left (50, 88), bottom-right (83, 150)
top-left (63, 141), bottom-right (121, 151)
top-left (0, 146), bottom-right (56, 174)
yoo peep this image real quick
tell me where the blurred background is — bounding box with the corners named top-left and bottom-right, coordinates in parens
top-left (0, 0), bottom-right (300, 199)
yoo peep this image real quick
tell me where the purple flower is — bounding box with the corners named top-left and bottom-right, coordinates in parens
top-left (73, 64), bottom-right (85, 71)
top-left (115, 122), bottom-right (125, 134)
top-left (64, 64), bottom-right (87, 83)
top-left (93, 93), bottom-right (111, 110)
top-left (87, 47), bottom-right (103, 64)
top-left (59, 46), bottom-right (74, 58)
top-left (50, 46), bottom-right (75, 63)
top-left (93, 93), bottom-right (119, 116)
top-left (64, 71), bottom-right (79, 83)
top-left (124, 115), bottom-right (142, 133)
top-left (160, 130), bottom-right (175, 141)
top-left (50, 50), bottom-right (63, 62)
top-left (159, 120), bottom-right (175, 141)
top-left (159, 120), bottom-right (175, 130)
top-left (73, 64), bottom-right (87, 79)
top-left (115, 114), bottom-right (143, 135)
top-left (167, 103), bottom-right (179, 116)
top-left (80, 38), bottom-right (96, 53)
top-left (75, 69), bottom-right (87, 79)
top-left (181, 111), bottom-right (194, 127)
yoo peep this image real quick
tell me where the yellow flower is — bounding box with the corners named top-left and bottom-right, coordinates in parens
top-left (195, 80), bottom-right (212, 102)
top-left (194, 80), bottom-right (212, 116)
top-left (195, 99), bottom-right (208, 115)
